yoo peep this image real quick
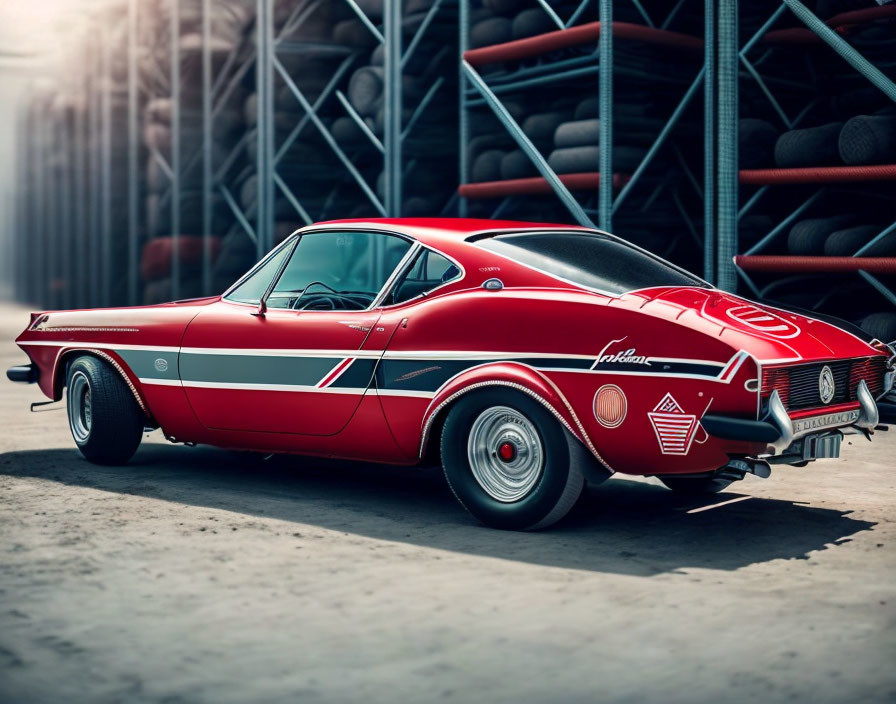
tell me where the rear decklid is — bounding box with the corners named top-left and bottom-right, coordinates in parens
top-left (639, 287), bottom-right (879, 364)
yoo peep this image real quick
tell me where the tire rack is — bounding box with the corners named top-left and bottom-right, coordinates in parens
top-left (12, 0), bottom-right (458, 310)
top-left (725, 0), bottom-right (896, 317)
top-left (10, 0), bottom-right (895, 325)
top-left (457, 0), bottom-right (711, 277)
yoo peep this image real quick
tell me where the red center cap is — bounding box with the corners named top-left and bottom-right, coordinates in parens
top-left (497, 442), bottom-right (516, 462)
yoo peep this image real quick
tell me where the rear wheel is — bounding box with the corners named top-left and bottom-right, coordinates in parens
top-left (66, 356), bottom-right (144, 465)
top-left (441, 389), bottom-right (584, 530)
top-left (659, 472), bottom-right (733, 495)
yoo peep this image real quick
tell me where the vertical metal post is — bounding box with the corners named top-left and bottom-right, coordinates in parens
top-left (36, 104), bottom-right (48, 306)
top-left (74, 42), bottom-right (89, 307)
top-left (89, 43), bottom-right (102, 306)
top-left (256, 0), bottom-right (274, 256)
top-left (50, 110), bottom-right (61, 308)
top-left (703, 0), bottom-right (716, 283)
top-left (384, 0), bottom-right (402, 217)
top-left (458, 0), bottom-right (469, 217)
top-left (171, 0), bottom-right (182, 298)
top-left (101, 17), bottom-right (113, 306)
top-left (60, 101), bottom-right (74, 308)
top-left (127, 0), bottom-right (140, 305)
top-left (716, 0), bottom-right (738, 291)
top-left (598, 0), bottom-right (613, 231)
top-left (201, 0), bottom-right (213, 293)
top-left (13, 106), bottom-right (24, 301)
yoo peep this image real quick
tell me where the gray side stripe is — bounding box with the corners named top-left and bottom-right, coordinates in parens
top-left (179, 353), bottom-right (342, 386)
top-left (117, 350), bottom-right (179, 380)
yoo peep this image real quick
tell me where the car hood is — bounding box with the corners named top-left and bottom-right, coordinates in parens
top-left (16, 297), bottom-right (220, 349)
top-left (633, 287), bottom-right (879, 364)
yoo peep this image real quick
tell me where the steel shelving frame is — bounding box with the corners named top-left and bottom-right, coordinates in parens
top-left (720, 0), bottom-right (896, 308)
top-left (12, 1), bottom-right (894, 316)
top-left (458, 0), bottom-right (712, 277)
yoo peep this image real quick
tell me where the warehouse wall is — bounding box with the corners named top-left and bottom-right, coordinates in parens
top-left (5, 0), bottom-right (895, 339)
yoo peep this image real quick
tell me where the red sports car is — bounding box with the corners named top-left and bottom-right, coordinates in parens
top-left (8, 219), bottom-right (896, 529)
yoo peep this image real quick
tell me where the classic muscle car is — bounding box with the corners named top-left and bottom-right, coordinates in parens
top-left (8, 219), bottom-right (896, 529)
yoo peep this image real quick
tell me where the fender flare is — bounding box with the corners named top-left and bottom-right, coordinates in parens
top-left (417, 361), bottom-right (614, 474)
top-left (52, 347), bottom-right (153, 420)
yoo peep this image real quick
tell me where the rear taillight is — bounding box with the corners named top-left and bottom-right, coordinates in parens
top-left (850, 357), bottom-right (886, 397)
top-left (761, 368), bottom-right (790, 406)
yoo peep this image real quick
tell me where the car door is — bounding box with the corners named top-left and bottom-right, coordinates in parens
top-left (180, 229), bottom-right (414, 435)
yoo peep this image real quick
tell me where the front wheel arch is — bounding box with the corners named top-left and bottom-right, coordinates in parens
top-left (54, 349), bottom-right (153, 425)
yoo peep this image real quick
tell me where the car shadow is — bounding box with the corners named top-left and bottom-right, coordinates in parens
top-left (0, 443), bottom-right (876, 576)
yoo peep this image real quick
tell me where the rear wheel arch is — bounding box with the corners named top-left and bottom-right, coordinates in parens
top-left (419, 367), bottom-right (614, 482)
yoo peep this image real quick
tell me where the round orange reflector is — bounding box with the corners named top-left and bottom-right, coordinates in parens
top-left (594, 385), bottom-right (627, 428)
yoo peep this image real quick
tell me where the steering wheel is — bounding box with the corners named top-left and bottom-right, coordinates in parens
top-left (288, 281), bottom-right (338, 309)
top-left (289, 282), bottom-right (372, 311)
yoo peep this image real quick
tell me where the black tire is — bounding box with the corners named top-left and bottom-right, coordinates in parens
top-left (66, 356), bottom-right (144, 466)
top-left (441, 389), bottom-right (585, 530)
top-left (839, 114), bottom-right (896, 166)
top-left (859, 312), bottom-right (896, 345)
top-left (659, 473), bottom-right (733, 495)
top-left (774, 122), bottom-right (843, 168)
top-left (787, 215), bottom-right (855, 255)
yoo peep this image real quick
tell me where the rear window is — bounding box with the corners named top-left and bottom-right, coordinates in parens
top-left (476, 232), bottom-right (707, 295)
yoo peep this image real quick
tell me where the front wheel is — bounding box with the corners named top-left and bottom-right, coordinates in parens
top-left (441, 389), bottom-right (585, 530)
top-left (66, 356), bottom-right (144, 465)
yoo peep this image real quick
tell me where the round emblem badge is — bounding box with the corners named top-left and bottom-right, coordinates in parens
top-left (154, 358), bottom-right (169, 373)
top-left (818, 365), bottom-right (835, 404)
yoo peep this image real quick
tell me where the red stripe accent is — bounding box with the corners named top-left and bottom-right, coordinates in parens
top-left (734, 256), bottom-right (896, 274)
top-left (463, 22), bottom-right (703, 67)
top-left (789, 401), bottom-right (859, 420)
top-left (764, 5), bottom-right (896, 44)
top-left (317, 358), bottom-right (354, 388)
top-left (739, 164), bottom-right (896, 185)
top-left (458, 172), bottom-right (629, 199)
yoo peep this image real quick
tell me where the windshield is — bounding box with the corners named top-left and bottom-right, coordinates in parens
top-left (476, 232), bottom-right (708, 295)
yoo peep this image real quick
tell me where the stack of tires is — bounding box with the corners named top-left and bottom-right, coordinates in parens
top-left (464, 0), bottom-right (704, 272)
top-left (737, 0), bottom-right (896, 341)
top-left (140, 0), bottom-right (254, 303)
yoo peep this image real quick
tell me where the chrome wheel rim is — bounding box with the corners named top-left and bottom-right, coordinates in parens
top-left (68, 371), bottom-right (92, 443)
top-left (467, 406), bottom-right (544, 503)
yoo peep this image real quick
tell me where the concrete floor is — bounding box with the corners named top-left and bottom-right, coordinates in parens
top-left (0, 301), bottom-right (894, 704)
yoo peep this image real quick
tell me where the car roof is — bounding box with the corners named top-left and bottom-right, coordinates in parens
top-left (309, 217), bottom-right (593, 248)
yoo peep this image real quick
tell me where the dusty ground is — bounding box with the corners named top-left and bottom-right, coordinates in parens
top-left (0, 301), bottom-right (894, 704)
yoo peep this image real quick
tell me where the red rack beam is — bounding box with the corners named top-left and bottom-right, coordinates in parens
top-left (463, 22), bottom-right (703, 68)
top-left (739, 164), bottom-right (896, 185)
top-left (764, 4), bottom-right (896, 44)
top-left (458, 172), bottom-right (629, 199)
top-left (734, 256), bottom-right (896, 274)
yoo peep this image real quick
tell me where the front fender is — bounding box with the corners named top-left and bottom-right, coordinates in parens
top-left (52, 347), bottom-right (154, 421)
top-left (418, 361), bottom-right (613, 473)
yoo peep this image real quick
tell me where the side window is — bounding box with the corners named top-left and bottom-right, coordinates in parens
top-left (224, 240), bottom-right (294, 305)
top-left (267, 231), bottom-right (412, 311)
top-left (388, 249), bottom-right (461, 305)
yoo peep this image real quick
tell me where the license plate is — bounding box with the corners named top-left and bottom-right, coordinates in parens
top-left (801, 432), bottom-right (842, 460)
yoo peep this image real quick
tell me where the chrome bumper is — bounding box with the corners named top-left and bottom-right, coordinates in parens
top-left (701, 380), bottom-right (880, 456)
top-left (766, 381), bottom-right (877, 454)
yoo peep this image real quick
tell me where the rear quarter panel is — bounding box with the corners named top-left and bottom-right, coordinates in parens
top-left (378, 288), bottom-right (763, 475)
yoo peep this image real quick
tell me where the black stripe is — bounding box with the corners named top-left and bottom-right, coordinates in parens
top-left (328, 359), bottom-right (378, 389)
top-left (376, 359), bottom-right (473, 393)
